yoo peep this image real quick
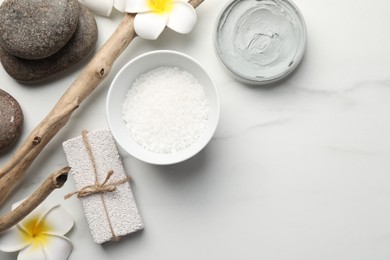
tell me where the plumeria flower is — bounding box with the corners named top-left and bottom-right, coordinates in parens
top-left (125, 0), bottom-right (197, 40)
top-left (79, 0), bottom-right (197, 40)
top-left (0, 200), bottom-right (74, 260)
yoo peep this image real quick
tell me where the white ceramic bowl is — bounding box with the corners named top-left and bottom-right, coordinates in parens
top-left (106, 50), bottom-right (220, 165)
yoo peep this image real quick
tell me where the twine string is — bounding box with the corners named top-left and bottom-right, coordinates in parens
top-left (65, 130), bottom-right (130, 241)
top-left (64, 170), bottom-right (129, 199)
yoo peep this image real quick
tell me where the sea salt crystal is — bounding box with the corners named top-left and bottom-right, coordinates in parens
top-left (122, 66), bottom-right (209, 154)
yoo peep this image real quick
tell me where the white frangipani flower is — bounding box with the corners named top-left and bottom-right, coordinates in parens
top-left (125, 0), bottom-right (197, 40)
top-left (78, 0), bottom-right (197, 40)
top-left (0, 200), bottom-right (74, 260)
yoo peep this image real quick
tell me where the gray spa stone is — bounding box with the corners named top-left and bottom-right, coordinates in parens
top-left (0, 89), bottom-right (23, 152)
top-left (0, 5), bottom-right (98, 83)
top-left (0, 0), bottom-right (80, 59)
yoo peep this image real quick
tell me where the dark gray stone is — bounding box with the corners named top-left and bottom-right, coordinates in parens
top-left (0, 89), bottom-right (23, 153)
top-left (0, 0), bottom-right (80, 59)
top-left (0, 5), bottom-right (98, 83)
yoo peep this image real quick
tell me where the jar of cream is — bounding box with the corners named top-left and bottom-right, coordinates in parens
top-left (213, 0), bottom-right (307, 85)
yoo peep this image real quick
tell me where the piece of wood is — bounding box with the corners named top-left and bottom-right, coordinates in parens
top-left (0, 167), bottom-right (70, 233)
top-left (0, 0), bottom-right (204, 206)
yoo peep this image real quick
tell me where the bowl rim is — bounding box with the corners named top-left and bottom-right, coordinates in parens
top-left (106, 49), bottom-right (220, 165)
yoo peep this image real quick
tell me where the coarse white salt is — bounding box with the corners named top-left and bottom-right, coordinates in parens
top-left (122, 66), bottom-right (209, 154)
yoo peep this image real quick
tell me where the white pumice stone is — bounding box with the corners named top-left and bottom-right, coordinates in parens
top-left (63, 129), bottom-right (144, 244)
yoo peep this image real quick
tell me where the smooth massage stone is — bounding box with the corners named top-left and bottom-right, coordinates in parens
top-left (0, 5), bottom-right (98, 83)
top-left (0, 89), bottom-right (23, 152)
top-left (0, 0), bottom-right (80, 59)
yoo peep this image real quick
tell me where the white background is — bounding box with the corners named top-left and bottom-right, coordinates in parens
top-left (2, 0), bottom-right (390, 259)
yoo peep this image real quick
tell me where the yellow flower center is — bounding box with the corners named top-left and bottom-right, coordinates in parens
top-left (147, 0), bottom-right (174, 14)
top-left (20, 215), bottom-right (52, 249)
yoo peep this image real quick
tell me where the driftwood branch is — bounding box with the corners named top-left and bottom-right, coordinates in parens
top-left (0, 167), bottom-right (70, 233)
top-left (0, 0), bottom-right (205, 207)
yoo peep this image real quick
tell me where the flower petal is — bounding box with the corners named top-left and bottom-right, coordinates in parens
top-left (80, 0), bottom-right (114, 17)
top-left (17, 244), bottom-right (45, 260)
top-left (114, 0), bottom-right (126, 12)
top-left (0, 226), bottom-right (30, 252)
top-left (41, 205), bottom-right (74, 236)
top-left (134, 12), bottom-right (168, 40)
top-left (167, 1), bottom-right (197, 34)
top-left (12, 201), bottom-right (47, 234)
top-left (42, 235), bottom-right (73, 260)
top-left (124, 0), bottom-right (151, 13)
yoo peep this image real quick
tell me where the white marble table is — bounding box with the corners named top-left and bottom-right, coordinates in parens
top-left (2, 0), bottom-right (390, 259)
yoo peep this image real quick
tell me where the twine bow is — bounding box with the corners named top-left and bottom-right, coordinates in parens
top-left (64, 170), bottom-right (129, 199)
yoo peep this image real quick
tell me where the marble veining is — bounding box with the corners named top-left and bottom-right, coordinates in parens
top-left (2, 0), bottom-right (390, 259)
